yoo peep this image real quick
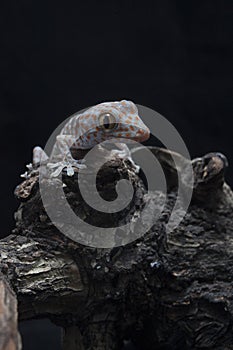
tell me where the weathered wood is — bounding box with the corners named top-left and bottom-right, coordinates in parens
top-left (0, 275), bottom-right (21, 350)
top-left (62, 327), bottom-right (84, 350)
top-left (0, 148), bottom-right (233, 349)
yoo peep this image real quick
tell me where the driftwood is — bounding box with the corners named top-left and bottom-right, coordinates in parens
top-left (0, 147), bottom-right (233, 349)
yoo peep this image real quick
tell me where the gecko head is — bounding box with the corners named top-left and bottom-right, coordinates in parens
top-left (76, 100), bottom-right (150, 149)
top-left (95, 100), bottom-right (150, 143)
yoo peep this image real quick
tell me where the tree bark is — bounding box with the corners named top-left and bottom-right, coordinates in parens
top-left (0, 275), bottom-right (21, 350)
top-left (0, 148), bottom-right (233, 349)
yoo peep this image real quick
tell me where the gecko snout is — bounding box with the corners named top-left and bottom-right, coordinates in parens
top-left (135, 128), bottom-right (150, 142)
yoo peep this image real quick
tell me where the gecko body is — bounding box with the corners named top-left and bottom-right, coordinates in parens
top-left (32, 100), bottom-right (150, 177)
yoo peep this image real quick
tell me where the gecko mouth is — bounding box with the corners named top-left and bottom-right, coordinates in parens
top-left (105, 131), bottom-right (150, 143)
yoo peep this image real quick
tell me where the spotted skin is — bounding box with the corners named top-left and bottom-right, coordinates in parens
top-left (33, 100), bottom-right (150, 176)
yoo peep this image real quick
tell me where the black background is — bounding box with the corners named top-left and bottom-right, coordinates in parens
top-left (1, 1), bottom-right (233, 349)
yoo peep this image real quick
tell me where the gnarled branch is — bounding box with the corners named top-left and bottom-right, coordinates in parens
top-left (0, 148), bottom-right (233, 350)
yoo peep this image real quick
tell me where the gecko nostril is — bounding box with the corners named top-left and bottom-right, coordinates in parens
top-left (137, 129), bottom-right (144, 135)
top-left (136, 129), bottom-right (150, 141)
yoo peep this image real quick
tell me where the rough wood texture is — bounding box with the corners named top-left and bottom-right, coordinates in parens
top-left (0, 147), bottom-right (233, 349)
top-left (0, 275), bottom-right (21, 350)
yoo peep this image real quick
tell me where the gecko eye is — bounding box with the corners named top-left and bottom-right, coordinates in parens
top-left (98, 113), bottom-right (118, 132)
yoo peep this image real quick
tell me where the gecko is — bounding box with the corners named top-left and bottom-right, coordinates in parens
top-left (29, 100), bottom-right (150, 177)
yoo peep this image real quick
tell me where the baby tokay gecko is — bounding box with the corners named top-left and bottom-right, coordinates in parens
top-left (29, 100), bottom-right (150, 177)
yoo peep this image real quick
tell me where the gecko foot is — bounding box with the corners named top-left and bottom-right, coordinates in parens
top-left (110, 150), bottom-right (140, 173)
top-left (110, 145), bottom-right (140, 173)
top-left (47, 159), bottom-right (86, 177)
